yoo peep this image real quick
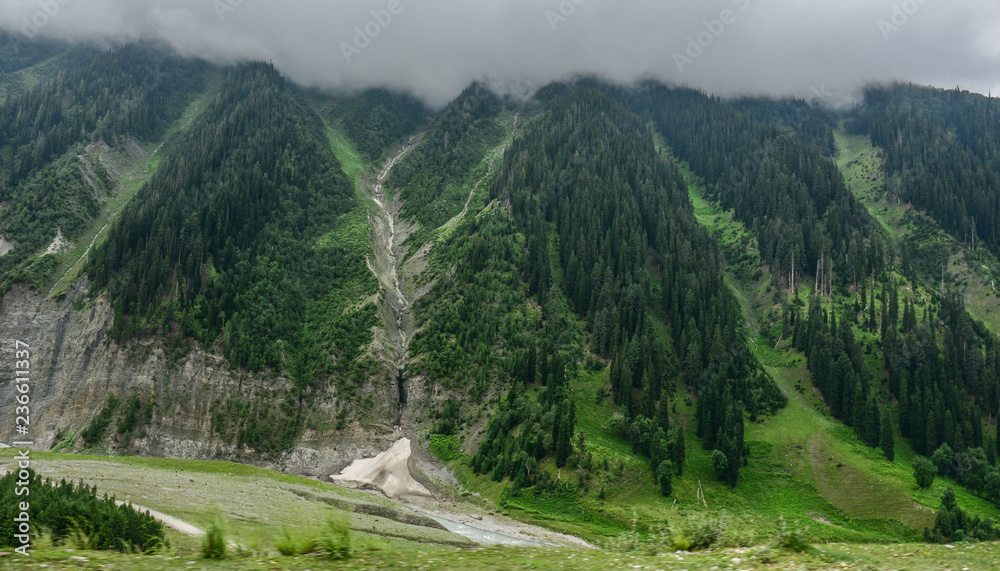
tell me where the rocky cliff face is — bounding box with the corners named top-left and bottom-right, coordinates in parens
top-left (0, 281), bottom-right (437, 483)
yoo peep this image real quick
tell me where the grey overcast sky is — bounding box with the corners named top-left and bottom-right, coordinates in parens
top-left (2, 0), bottom-right (999, 106)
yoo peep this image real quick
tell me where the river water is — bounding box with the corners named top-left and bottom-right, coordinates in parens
top-left (426, 515), bottom-right (544, 547)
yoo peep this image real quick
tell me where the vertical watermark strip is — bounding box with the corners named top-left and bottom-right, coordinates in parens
top-left (11, 340), bottom-right (32, 556)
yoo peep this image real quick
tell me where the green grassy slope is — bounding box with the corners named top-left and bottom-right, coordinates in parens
top-left (46, 71), bottom-right (226, 300)
top-left (676, 144), bottom-right (1000, 539)
top-left (834, 128), bottom-right (1000, 335)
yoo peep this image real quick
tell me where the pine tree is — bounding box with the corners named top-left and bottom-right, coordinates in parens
top-left (864, 395), bottom-right (881, 448)
top-left (657, 460), bottom-right (674, 496)
top-left (898, 374), bottom-right (910, 437)
top-left (555, 401), bottom-right (575, 468)
top-left (673, 426), bottom-right (686, 477)
top-left (926, 410), bottom-right (938, 456)
top-left (656, 399), bottom-right (671, 434)
top-left (880, 410), bottom-right (895, 462)
top-left (851, 383), bottom-right (865, 431)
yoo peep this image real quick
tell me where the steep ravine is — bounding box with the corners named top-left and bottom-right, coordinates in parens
top-left (366, 139), bottom-right (420, 429)
top-left (367, 113), bottom-right (523, 431)
top-left (0, 113), bottom-right (523, 494)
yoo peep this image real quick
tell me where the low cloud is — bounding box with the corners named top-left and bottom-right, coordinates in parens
top-left (2, 0), bottom-right (999, 106)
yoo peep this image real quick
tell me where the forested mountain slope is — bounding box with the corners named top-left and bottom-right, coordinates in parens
top-left (729, 96), bottom-right (837, 156)
top-left (0, 31), bottom-right (96, 103)
top-left (313, 86), bottom-right (430, 164)
top-left (0, 43), bottom-right (210, 293)
top-left (389, 82), bottom-right (515, 249)
top-left (673, 81), bottom-right (1000, 526)
top-left (849, 84), bottom-right (1000, 256)
top-left (1, 39), bottom-right (999, 546)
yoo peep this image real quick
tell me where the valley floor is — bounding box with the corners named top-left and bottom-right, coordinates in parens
top-left (10, 449), bottom-right (1000, 570)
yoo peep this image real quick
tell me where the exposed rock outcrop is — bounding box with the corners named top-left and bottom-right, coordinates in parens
top-left (0, 281), bottom-right (404, 479)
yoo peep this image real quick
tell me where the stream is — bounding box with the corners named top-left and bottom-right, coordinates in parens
top-left (368, 139), bottom-right (418, 427)
top-left (425, 515), bottom-right (544, 547)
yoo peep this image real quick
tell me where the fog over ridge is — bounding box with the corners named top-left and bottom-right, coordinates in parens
top-left (1, 0), bottom-right (999, 105)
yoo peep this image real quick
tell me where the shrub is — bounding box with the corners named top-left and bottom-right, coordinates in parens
top-left (81, 395), bottom-right (120, 445)
top-left (772, 516), bottom-right (812, 553)
top-left (201, 516), bottom-right (227, 559)
top-left (642, 522), bottom-right (674, 555)
top-left (275, 517), bottom-right (352, 559)
top-left (274, 529), bottom-right (302, 556)
top-left (927, 487), bottom-right (998, 543)
top-left (913, 456), bottom-right (935, 489)
top-left (711, 450), bottom-right (729, 482)
top-left (429, 434), bottom-right (462, 462)
top-left (931, 444), bottom-right (954, 476)
top-left (675, 514), bottom-right (725, 551)
top-left (603, 510), bottom-right (641, 553)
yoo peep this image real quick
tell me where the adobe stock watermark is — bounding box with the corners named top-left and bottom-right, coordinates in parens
top-left (10, 339), bottom-right (34, 556)
top-left (546, 0), bottom-right (587, 31)
top-left (878, 0), bottom-right (934, 41)
top-left (19, 0), bottom-right (74, 39)
top-left (214, 0), bottom-right (244, 22)
top-left (341, 0), bottom-right (413, 64)
top-left (673, 0), bottom-right (751, 73)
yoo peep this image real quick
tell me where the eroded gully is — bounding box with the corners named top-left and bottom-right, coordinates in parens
top-left (367, 139), bottom-right (417, 428)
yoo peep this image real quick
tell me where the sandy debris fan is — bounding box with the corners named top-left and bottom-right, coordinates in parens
top-left (330, 438), bottom-right (433, 499)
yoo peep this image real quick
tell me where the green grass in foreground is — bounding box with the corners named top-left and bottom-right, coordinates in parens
top-left (0, 449), bottom-right (471, 560)
top-left (5, 541), bottom-right (1000, 570)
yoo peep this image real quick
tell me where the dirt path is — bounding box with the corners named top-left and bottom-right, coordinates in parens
top-left (48, 196), bottom-right (135, 297)
top-left (115, 501), bottom-right (204, 537)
